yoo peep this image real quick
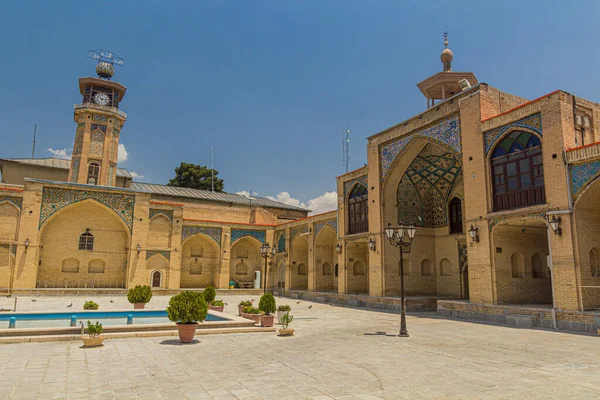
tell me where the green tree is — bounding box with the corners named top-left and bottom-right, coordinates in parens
top-left (167, 162), bottom-right (224, 192)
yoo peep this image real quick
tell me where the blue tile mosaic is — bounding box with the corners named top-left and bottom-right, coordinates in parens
top-left (315, 220), bottom-right (337, 237)
top-left (231, 229), bottom-right (266, 245)
top-left (181, 226), bottom-right (222, 246)
top-left (343, 176), bottom-right (367, 197)
top-left (0, 196), bottom-right (22, 209)
top-left (484, 113), bottom-right (542, 154)
top-left (146, 250), bottom-right (170, 261)
top-left (39, 187), bottom-right (135, 231)
top-left (570, 160), bottom-right (600, 200)
top-left (149, 209), bottom-right (173, 221)
top-left (380, 113), bottom-right (461, 179)
top-left (291, 226), bottom-right (308, 240)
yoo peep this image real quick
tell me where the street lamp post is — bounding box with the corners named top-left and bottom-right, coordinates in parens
top-left (384, 222), bottom-right (417, 337)
top-left (260, 243), bottom-right (277, 295)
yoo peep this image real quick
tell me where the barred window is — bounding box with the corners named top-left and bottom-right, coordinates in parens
top-left (78, 230), bottom-right (94, 251)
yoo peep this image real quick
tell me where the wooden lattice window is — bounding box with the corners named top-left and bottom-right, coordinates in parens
top-left (491, 131), bottom-right (545, 211)
top-left (78, 230), bottom-right (94, 251)
top-left (348, 184), bottom-right (368, 234)
top-left (87, 163), bottom-right (100, 185)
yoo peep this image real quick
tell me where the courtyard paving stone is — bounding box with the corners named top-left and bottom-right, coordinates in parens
top-left (0, 294), bottom-right (598, 399)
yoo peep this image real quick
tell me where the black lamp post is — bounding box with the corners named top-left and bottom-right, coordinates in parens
top-left (260, 242), bottom-right (276, 294)
top-left (385, 222), bottom-right (417, 337)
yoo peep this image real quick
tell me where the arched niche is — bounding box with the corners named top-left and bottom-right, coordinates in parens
top-left (181, 233), bottom-right (220, 288)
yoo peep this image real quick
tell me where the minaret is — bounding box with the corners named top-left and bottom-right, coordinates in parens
top-left (69, 61), bottom-right (127, 186)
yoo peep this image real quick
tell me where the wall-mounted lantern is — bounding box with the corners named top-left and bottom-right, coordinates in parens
top-left (468, 225), bottom-right (479, 243)
top-left (549, 215), bottom-right (562, 236)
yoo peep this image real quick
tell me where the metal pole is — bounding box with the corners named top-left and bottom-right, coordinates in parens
top-left (32, 124), bottom-right (37, 158)
top-left (263, 255), bottom-right (268, 295)
top-left (399, 244), bottom-right (409, 337)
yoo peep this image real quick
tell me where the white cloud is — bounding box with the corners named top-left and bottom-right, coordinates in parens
top-left (266, 191), bottom-right (337, 216)
top-left (118, 144), bottom-right (129, 163)
top-left (46, 148), bottom-right (72, 160)
top-left (236, 190), bottom-right (258, 198)
top-left (129, 172), bottom-right (144, 180)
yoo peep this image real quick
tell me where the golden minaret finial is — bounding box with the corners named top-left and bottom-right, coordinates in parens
top-left (441, 31), bottom-right (453, 72)
top-left (444, 31), bottom-right (448, 48)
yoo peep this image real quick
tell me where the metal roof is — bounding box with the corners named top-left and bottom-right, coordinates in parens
top-left (0, 158), bottom-right (132, 178)
top-left (131, 182), bottom-right (310, 212)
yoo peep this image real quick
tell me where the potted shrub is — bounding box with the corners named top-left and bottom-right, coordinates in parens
top-left (166, 291), bottom-right (208, 343)
top-left (82, 321), bottom-right (104, 347)
top-left (258, 293), bottom-right (276, 327)
top-left (278, 312), bottom-right (294, 337)
top-left (277, 305), bottom-right (291, 324)
top-left (241, 306), bottom-right (263, 324)
top-left (83, 301), bottom-right (99, 310)
top-left (238, 300), bottom-right (252, 316)
top-left (209, 299), bottom-right (225, 312)
top-left (127, 285), bottom-right (152, 309)
top-left (202, 286), bottom-right (216, 304)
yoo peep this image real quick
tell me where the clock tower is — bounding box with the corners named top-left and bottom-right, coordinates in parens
top-left (69, 60), bottom-right (127, 186)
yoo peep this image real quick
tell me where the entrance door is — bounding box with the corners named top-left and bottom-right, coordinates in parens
top-left (152, 271), bottom-right (162, 288)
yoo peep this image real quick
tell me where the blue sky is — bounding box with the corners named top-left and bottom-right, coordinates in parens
top-left (1, 1), bottom-right (598, 213)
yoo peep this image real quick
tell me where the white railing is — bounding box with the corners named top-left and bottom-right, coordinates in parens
top-left (74, 103), bottom-right (127, 119)
top-left (565, 141), bottom-right (600, 164)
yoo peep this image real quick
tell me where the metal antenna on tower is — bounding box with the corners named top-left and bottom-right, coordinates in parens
top-left (211, 147), bottom-right (215, 192)
top-left (342, 126), bottom-right (351, 173)
top-left (31, 124), bottom-right (37, 158)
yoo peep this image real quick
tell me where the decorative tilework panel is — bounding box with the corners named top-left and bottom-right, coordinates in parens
top-left (484, 113), bottom-right (542, 154)
top-left (93, 114), bottom-right (108, 122)
top-left (0, 196), bottom-right (22, 209)
top-left (146, 250), bottom-right (170, 261)
top-left (380, 113), bottom-right (461, 179)
top-left (108, 165), bottom-right (114, 185)
top-left (315, 220), bottom-right (337, 237)
top-left (150, 209), bottom-right (174, 221)
top-left (39, 187), bottom-right (135, 231)
top-left (291, 226), bottom-right (308, 240)
top-left (182, 226), bottom-right (222, 246)
top-left (570, 160), bottom-right (600, 200)
top-left (489, 212), bottom-right (546, 231)
top-left (91, 124), bottom-right (107, 133)
top-left (343, 176), bottom-right (367, 197)
top-left (231, 229), bottom-right (265, 245)
top-left (90, 131), bottom-right (105, 157)
top-left (109, 141), bottom-right (117, 160)
top-left (70, 159), bottom-right (79, 183)
top-left (112, 128), bottom-right (120, 138)
top-left (276, 232), bottom-right (286, 252)
top-left (396, 144), bottom-right (461, 227)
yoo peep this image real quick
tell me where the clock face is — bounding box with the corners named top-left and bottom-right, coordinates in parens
top-left (94, 93), bottom-right (110, 106)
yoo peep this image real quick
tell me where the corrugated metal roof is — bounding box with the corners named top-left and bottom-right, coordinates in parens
top-left (131, 182), bottom-right (310, 212)
top-left (0, 158), bottom-right (131, 178)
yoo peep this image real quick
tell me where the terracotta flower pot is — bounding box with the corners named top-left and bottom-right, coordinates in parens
top-left (238, 306), bottom-right (244, 316)
top-left (261, 314), bottom-right (275, 327)
top-left (134, 303), bottom-right (145, 309)
top-left (242, 313), bottom-right (262, 324)
top-left (209, 305), bottom-right (224, 313)
top-left (81, 336), bottom-right (105, 347)
top-left (176, 323), bottom-right (198, 343)
top-left (278, 328), bottom-right (294, 337)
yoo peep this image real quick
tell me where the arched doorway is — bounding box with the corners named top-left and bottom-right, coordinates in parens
top-left (347, 242), bottom-right (368, 294)
top-left (290, 235), bottom-right (309, 290)
top-left (38, 200), bottom-right (129, 288)
top-left (229, 236), bottom-right (261, 288)
top-left (147, 255), bottom-right (169, 289)
top-left (180, 234), bottom-right (220, 288)
top-left (277, 260), bottom-right (286, 289)
top-left (315, 226), bottom-right (336, 292)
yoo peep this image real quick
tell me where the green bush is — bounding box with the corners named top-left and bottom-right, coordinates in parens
top-left (167, 291), bottom-right (208, 324)
top-left (277, 304), bottom-right (291, 312)
top-left (127, 285), bottom-right (153, 304)
top-left (86, 321), bottom-right (103, 338)
top-left (238, 300), bottom-right (252, 307)
top-left (281, 312), bottom-right (294, 330)
top-left (210, 299), bottom-right (224, 307)
top-left (83, 301), bottom-right (99, 310)
top-left (202, 286), bottom-right (216, 303)
top-left (243, 306), bottom-right (262, 315)
top-left (258, 293), bottom-right (276, 315)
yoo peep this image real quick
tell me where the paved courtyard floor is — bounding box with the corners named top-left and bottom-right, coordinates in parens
top-left (0, 294), bottom-right (598, 399)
